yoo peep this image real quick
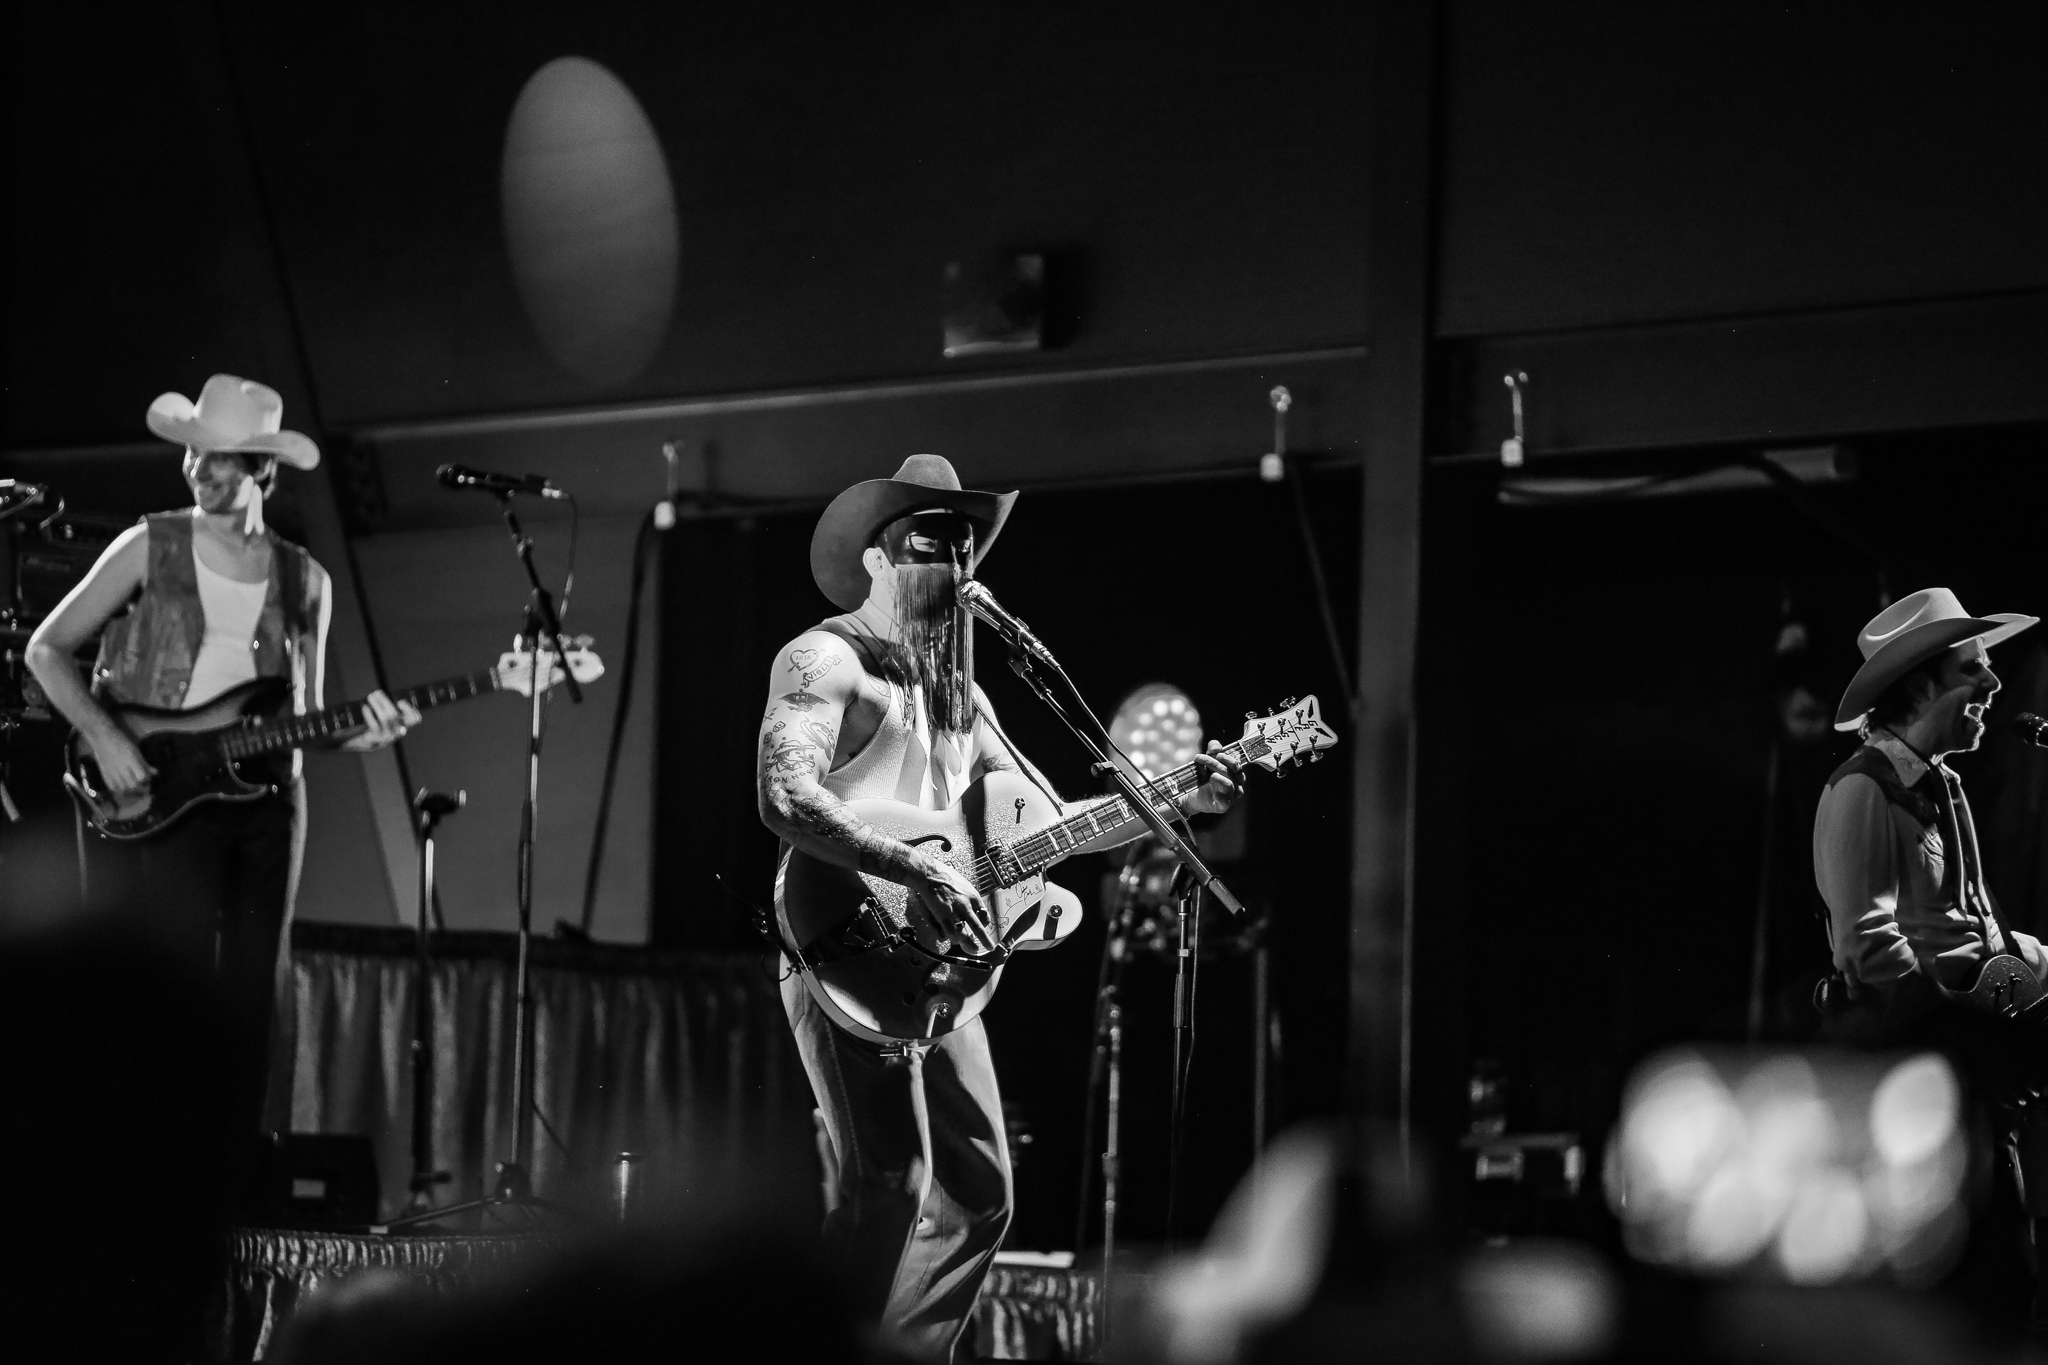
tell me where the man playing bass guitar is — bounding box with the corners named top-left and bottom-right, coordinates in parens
top-left (25, 375), bottom-right (414, 1156)
top-left (757, 454), bottom-right (1241, 1363)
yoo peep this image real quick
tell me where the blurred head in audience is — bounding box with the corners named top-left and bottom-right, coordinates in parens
top-left (0, 911), bottom-right (241, 1362)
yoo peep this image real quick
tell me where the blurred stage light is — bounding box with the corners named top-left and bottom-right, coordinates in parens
top-left (1109, 683), bottom-right (1203, 780)
top-left (1607, 1048), bottom-right (1969, 1286)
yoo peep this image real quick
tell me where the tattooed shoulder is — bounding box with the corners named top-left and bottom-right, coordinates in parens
top-left (787, 648), bottom-right (844, 690)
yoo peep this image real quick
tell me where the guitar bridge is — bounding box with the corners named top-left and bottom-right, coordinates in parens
top-left (989, 842), bottom-right (1026, 887)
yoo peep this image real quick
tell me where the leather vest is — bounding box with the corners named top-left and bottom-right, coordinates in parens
top-left (93, 512), bottom-right (316, 710)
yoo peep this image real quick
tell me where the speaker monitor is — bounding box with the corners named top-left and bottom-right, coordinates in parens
top-left (242, 1132), bottom-right (380, 1229)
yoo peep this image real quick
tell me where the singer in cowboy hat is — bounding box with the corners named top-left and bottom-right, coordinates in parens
top-left (1814, 586), bottom-right (2044, 1006)
top-left (1814, 590), bottom-right (2048, 1325)
top-left (756, 454), bottom-right (1243, 1361)
top-left (26, 374), bottom-right (418, 1153)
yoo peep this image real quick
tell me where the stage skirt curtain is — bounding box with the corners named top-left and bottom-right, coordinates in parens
top-left (215, 1228), bottom-right (538, 1362)
top-left (214, 1231), bottom-right (1100, 1363)
top-left (284, 924), bottom-right (811, 1218)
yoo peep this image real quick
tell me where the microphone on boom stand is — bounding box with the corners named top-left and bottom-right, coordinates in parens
top-left (436, 463), bottom-right (566, 500)
top-left (956, 577), bottom-right (1050, 660)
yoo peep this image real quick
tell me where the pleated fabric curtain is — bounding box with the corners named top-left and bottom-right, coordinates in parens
top-left (283, 924), bottom-right (812, 1218)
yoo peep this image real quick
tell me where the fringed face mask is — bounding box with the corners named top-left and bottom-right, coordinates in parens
top-left (874, 511), bottom-right (978, 736)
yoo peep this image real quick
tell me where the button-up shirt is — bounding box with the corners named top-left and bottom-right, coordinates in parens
top-left (1812, 731), bottom-right (2047, 996)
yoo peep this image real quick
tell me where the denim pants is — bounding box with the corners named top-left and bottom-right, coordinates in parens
top-left (782, 971), bottom-right (1013, 1362)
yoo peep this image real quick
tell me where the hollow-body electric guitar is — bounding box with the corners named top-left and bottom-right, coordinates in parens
top-left (777, 695), bottom-right (1340, 1045)
top-left (66, 640), bottom-right (604, 840)
top-left (1961, 953), bottom-right (2048, 1025)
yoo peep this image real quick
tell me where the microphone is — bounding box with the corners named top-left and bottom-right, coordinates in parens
top-left (436, 464), bottom-right (565, 499)
top-left (0, 480), bottom-right (48, 505)
top-left (2014, 713), bottom-right (2048, 747)
top-left (956, 578), bottom-right (1048, 658)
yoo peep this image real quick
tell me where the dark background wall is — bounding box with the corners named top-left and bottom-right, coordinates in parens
top-left (7, 0), bottom-right (2048, 1247)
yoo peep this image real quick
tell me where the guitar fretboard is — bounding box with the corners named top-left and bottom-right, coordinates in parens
top-left (974, 735), bottom-right (1274, 890)
top-left (218, 670), bottom-right (500, 760)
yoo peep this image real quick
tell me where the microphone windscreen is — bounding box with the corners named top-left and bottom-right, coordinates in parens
top-left (2014, 712), bottom-right (2048, 747)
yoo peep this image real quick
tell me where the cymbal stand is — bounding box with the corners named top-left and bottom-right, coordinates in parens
top-left (398, 788), bottom-right (462, 1219)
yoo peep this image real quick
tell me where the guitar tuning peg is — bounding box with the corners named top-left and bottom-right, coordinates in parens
top-left (1281, 696), bottom-right (1297, 708)
top-left (1310, 752), bottom-right (1323, 763)
top-left (1246, 710), bottom-right (1257, 720)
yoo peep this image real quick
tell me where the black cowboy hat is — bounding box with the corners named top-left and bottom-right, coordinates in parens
top-left (809, 454), bottom-right (1018, 611)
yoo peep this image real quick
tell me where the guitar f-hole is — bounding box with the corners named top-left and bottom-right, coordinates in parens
top-left (906, 833), bottom-right (954, 854)
top-left (1013, 797), bottom-right (1027, 825)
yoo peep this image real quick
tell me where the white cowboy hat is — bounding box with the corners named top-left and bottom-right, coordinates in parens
top-left (1834, 587), bottom-right (2038, 731)
top-left (145, 374), bottom-right (320, 470)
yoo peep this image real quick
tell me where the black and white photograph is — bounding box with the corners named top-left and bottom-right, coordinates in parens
top-left (4, 3), bottom-right (2047, 1361)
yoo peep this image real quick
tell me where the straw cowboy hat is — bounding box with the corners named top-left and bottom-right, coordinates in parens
top-left (146, 374), bottom-right (320, 471)
top-left (810, 454), bottom-right (1017, 611)
top-left (1834, 587), bottom-right (2038, 731)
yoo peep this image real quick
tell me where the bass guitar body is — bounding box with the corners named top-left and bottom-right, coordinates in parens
top-left (778, 769), bottom-right (1085, 1046)
top-left (65, 677), bottom-right (293, 840)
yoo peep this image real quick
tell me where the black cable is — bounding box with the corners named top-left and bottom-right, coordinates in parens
top-left (533, 1096), bottom-right (572, 1158)
top-left (1281, 458), bottom-right (1356, 720)
top-left (579, 509), bottom-right (658, 935)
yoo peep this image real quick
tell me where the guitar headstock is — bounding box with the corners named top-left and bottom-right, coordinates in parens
top-left (496, 634), bottom-right (607, 696)
top-left (1238, 695), bottom-right (1340, 772)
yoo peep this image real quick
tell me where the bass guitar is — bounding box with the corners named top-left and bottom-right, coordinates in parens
top-left (65, 639), bottom-right (604, 840)
top-left (778, 694), bottom-right (1340, 1044)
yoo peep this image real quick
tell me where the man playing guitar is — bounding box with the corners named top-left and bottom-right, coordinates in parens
top-left (25, 375), bottom-right (414, 1149)
top-left (757, 454), bottom-right (1241, 1361)
top-left (1814, 588), bottom-right (2048, 1325)
top-left (1814, 588), bottom-right (2046, 1019)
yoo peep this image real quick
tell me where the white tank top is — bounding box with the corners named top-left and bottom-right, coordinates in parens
top-left (184, 550), bottom-right (269, 706)
top-left (822, 675), bottom-right (978, 811)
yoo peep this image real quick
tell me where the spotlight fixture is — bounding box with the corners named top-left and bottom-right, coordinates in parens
top-left (1109, 682), bottom-right (1203, 780)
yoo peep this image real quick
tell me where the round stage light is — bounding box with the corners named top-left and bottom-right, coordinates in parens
top-left (502, 57), bottom-right (679, 385)
top-left (1110, 683), bottom-right (1203, 780)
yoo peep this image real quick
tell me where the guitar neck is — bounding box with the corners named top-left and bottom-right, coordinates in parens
top-left (1001, 736), bottom-right (1271, 879)
top-left (219, 670), bottom-right (501, 759)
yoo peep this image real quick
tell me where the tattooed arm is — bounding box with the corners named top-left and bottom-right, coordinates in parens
top-left (757, 632), bottom-right (995, 946)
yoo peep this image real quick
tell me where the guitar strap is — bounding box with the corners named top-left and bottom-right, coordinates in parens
top-left (1930, 764), bottom-right (2024, 960)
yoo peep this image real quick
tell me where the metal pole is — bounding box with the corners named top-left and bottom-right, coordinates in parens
top-left (1101, 997), bottom-right (1122, 1349)
top-left (509, 619), bottom-right (543, 1182)
top-left (1745, 737), bottom-right (1783, 1042)
top-left (1253, 941), bottom-right (1269, 1162)
top-left (1165, 876), bottom-right (1200, 1243)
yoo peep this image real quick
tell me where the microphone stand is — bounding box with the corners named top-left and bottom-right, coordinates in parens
top-left (497, 493), bottom-right (581, 1202)
top-left (399, 788), bottom-right (461, 1220)
top-left (383, 493), bottom-right (583, 1232)
top-left (975, 587), bottom-right (1241, 1247)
